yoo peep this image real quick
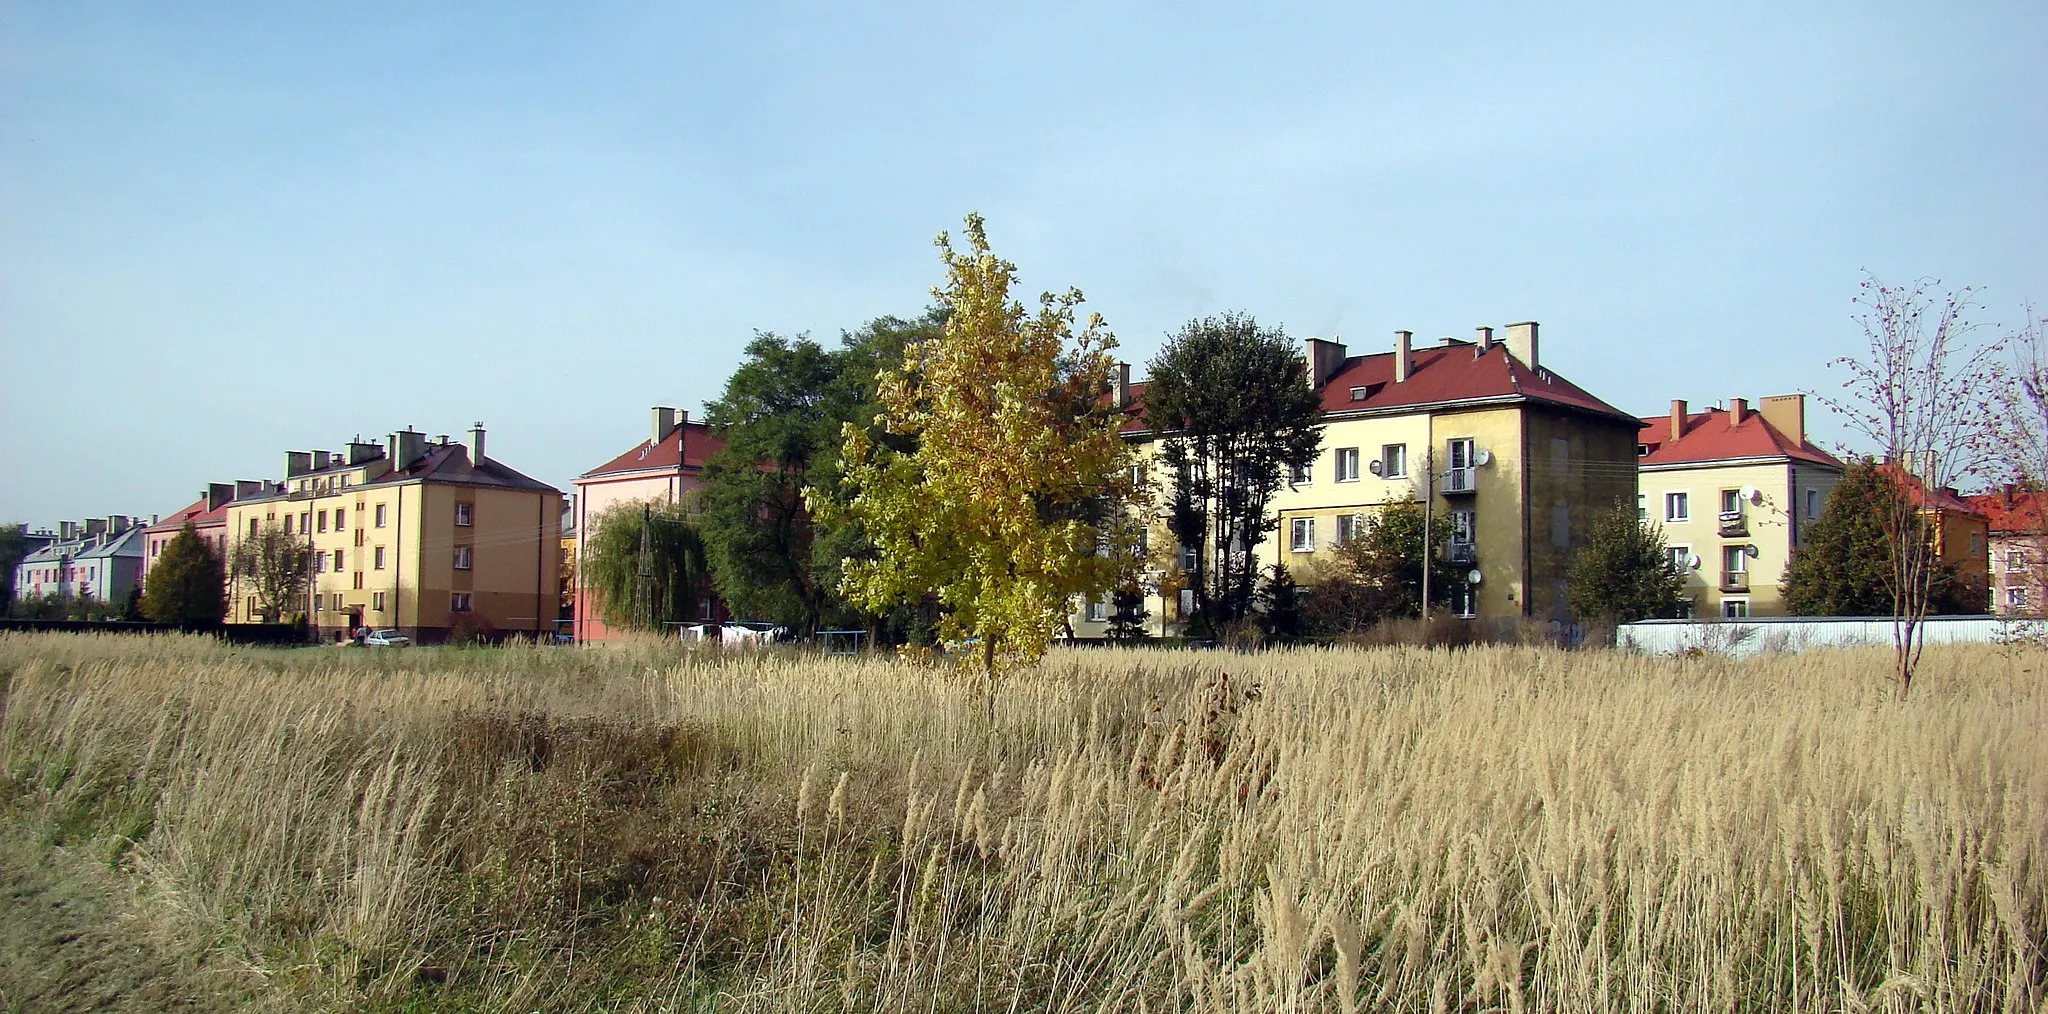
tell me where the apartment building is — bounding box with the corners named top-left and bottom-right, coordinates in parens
top-left (570, 407), bottom-right (725, 641)
top-left (1968, 487), bottom-right (2046, 615)
top-left (1082, 322), bottom-right (1641, 635)
top-left (1887, 466), bottom-right (1992, 613)
top-left (139, 482), bottom-right (247, 585)
top-left (14, 517), bottom-right (145, 605)
top-left (224, 424), bottom-right (562, 642)
top-left (1636, 395), bottom-right (1844, 617)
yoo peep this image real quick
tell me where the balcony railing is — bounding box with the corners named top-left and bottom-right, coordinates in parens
top-left (1442, 467), bottom-right (1477, 494)
top-left (1447, 542), bottom-right (1477, 565)
top-left (1717, 511), bottom-right (1748, 537)
top-left (1720, 571), bottom-right (1750, 593)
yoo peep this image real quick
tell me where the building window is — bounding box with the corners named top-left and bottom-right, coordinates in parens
top-left (1720, 489), bottom-right (1742, 515)
top-left (334, 508), bottom-right (346, 531)
top-left (374, 546), bottom-right (386, 570)
top-left (451, 592), bottom-right (473, 613)
top-left (453, 547), bottom-right (473, 570)
top-left (314, 553), bottom-right (326, 573)
top-left (1445, 438), bottom-right (1477, 491)
top-left (1665, 491), bottom-right (1689, 523)
top-left (333, 549), bottom-right (344, 570)
top-left (1638, 494), bottom-right (1647, 522)
top-left (1288, 461), bottom-right (1312, 485)
top-left (1969, 532), bottom-right (1984, 557)
top-left (1334, 448), bottom-right (1360, 482)
top-left (317, 512), bottom-right (327, 534)
top-left (353, 572), bottom-right (364, 590)
top-left (1450, 509), bottom-right (1476, 546)
top-left (373, 592), bottom-right (387, 612)
top-left (1335, 513), bottom-right (1361, 547)
top-left (2008, 587), bottom-right (2029, 608)
top-left (2008, 548), bottom-right (2029, 573)
top-left (1178, 543), bottom-right (1198, 571)
top-left (1722, 544), bottom-right (1746, 574)
top-left (1085, 598), bottom-right (1107, 622)
top-left (1721, 599), bottom-right (1750, 618)
top-left (299, 512), bottom-right (310, 532)
top-left (375, 504), bottom-right (388, 528)
top-left (1453, 583), bottom-right (1477, 619)
top-left (1667, 545), bottom-right (1691, 573)
top-left (1380, 444), bottom-right (1407, 479)
top-left (284, 516), bottom-right (294, 535)
top-left (455, 503), bottom-right (474, 527)
top-left (1289, 517), bottom-right (1316, 553)
top-left (331, 593), bottom-right (344, 611)
top-left (1806, 488), bottom-right (1820, 519)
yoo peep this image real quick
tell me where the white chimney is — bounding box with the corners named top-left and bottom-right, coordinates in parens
top-left (1112, 362), bottom-right (1131, 409)
top-left (652, 406), bottom-right (677, 444)
top-left (1394, 330), bottom-right (1412, 383)
top-left (468, 421), bottom-right (487, 463)
top-left (1476, 326), bottom-right (1495, 352)
top-left (1504, 321), bottom-right (1539, 369)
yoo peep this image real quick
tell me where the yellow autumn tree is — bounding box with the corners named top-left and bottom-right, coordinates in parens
top-left (818, 214), bottom-right (1140, 673)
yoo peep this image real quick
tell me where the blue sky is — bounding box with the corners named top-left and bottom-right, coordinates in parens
top-left (3, 1), bottom-right (2043, 523)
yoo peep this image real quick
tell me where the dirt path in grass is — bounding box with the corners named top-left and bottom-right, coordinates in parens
top-left (0, 824), bottom-right (270, 1013)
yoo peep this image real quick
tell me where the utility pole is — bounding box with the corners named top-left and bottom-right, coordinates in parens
top-left (635, 504), bottom-right (654, 631)
top-left (1421, 445), bottom-right (1434, 622)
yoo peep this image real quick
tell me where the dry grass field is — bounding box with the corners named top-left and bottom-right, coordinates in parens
top-left (0, 632), bottom-right (2043, 1012)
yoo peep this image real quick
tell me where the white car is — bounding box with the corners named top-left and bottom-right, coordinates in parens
top-left (364, 629), bottom-right (410, 647)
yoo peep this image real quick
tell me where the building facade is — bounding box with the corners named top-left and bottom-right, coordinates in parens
top-left (14, 517), bottom-right (146, 606)
top-left (1081, 322), bottom-right (1642, 636)
top-left (224, 424), bottom-right (562, 642)
top-left (570, 407), bottom-right (725, 641)
top-left (1635, 395), bottom-right (1844, 617)
top-left (139, 483), bottom-right (240, 586)
top-left (1968, 488), bottom-right (2046, 616)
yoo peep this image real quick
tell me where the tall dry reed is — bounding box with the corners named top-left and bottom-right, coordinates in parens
top-left (1, 632), bottom-right (2042, 1011)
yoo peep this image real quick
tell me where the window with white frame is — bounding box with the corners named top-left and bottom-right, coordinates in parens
top-left (317, 512), bottom-right (327, 534)
top-left (1720, 488), bottom-right (1742, 515)
top-left (454, 503), bottom-right (474, 527)
top-left (1637, 494), bottom-right (1647, 521)
top-left (1722, 544), bottom-right (1746, 574)
top-left (1289, 461), bottom-right (1312, 485)
top-left (1178, 543), bottom-right (1198, 571)
top-left (1335, 513), bottom-right (1362, 547)
top-left (374, 546), bottom-right (386, 570)
top-left (2008, 548), bottom-right (2029, 573)
top-left (333, 549), bottom-right (344, 570)
top-left (1334, 448), bottom-right (1360, 482)
top-left (334, 508), bottom-right (346, 531)
top-left (375, 503), bottom-right (388, 528)
top-left (1453, 583), bottom-right (1477, 618)
top-left (314, 552), bottom-right (326, 573)
top-left (1085, 598), bottom-right (1107, 622)
top-left (450, 592), bottom-right (473, 613)
top-left (2008, 587), bottom-right (2029, 608)
top-left (1379, 443), bottom-right (1407, 479)
top-left (1665, 491), bottom-right (1689, 523)
top-left (372, 591), bottom-right (386, 611)
top-left (1722, 599), bottom-right (1749, 618)
top-left (453, 547), bottom-right (472, 570)
top-left (1445, 438), bottom-right (1477, 490)
top-left (1666, 545), bottom-right (1691, 573)
top-left (1289, 517), bottom-right (1316, 552)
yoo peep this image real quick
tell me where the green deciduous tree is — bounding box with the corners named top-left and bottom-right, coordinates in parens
top-left (1143, 313), bottom-right (1324, 627)
top-left (142, 522), bottom-right (227, 624)
top-left (0, 524), bottom-right (33, 605)
top-left (581, 500), bottom-right (710, 632)
top-left (1565, 502), bottom-right (1686, 626)
top-left (820, 214), bottom-right (1138, 673)
top-left (1784, 461), bottom-right (1979, 618)
top-left (229, 523), bottom-right (310, 624)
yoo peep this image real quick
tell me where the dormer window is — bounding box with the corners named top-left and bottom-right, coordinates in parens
top-left (1637, 444), bottom-right (1650, 456)
top-left (1348, 386), bottom-right (1366, 402)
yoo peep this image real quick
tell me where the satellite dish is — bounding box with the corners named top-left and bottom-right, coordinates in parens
top-left (1368, 459), bottom-right (1384, 476)
top-left (1740, 485), bottom-right (1761, 505)
top-left (1466, 569), bottom-right (1483, 585)
top-left (1473, 448), bottom-right (1493, 466)
top-left (1686, 553), bottom-right (1702, 569)
top-left (1745, 544), bottom-right (1760, 559)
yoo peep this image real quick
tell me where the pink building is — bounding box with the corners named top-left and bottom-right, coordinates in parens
top-left (1968, 487), bottom-right (2046, 616)
top-left (139, 482), bottom-right (242, 585)
top-left (571, 407), bottom-right (726, 641)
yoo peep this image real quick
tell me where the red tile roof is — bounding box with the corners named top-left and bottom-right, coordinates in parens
top-left (580, 421), bottom-right (726, 479)
top-left (1874, 463), bottom-right (1983, 516)
top-left (1964, 489), bottom-right (2045, 533)
top-left (1116, 340), bottom-right (1635, 431)
top-left (1637, 408), bottom-right (1843, 468)
top-left (142, 496), bottom-right (232, 534)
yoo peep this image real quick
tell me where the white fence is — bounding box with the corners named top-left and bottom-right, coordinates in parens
top-left (1616, 615), bottom-right (2039, 658)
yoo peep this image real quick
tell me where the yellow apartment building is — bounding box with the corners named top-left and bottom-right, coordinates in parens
top-left (1635, 395), bottom-right (1844, 617)
top-left (225, 424), bottom-right (562, 642)
top-left (1078, 323), bottom-right (1642, 635)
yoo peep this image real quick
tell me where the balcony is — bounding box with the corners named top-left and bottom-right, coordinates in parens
top-left (1717, 511), bottom-right (1748, 538)
top-left (1720, 571), bottom-right (1750, 593)
top-left (1442, 467), bottom-right (1478, 495)
top-left (1447, 542), bottom-right (1477, 565)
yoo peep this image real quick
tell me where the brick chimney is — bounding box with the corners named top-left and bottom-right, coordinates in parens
top-left (652, 406), bottom-right (677, 444)
top-left (1669, 400), bottom-right (1687, 441)
top-left (1759, 394), bottom-right (1805, 446)
top-left (1394, 331), bottom-right (1412, 383)
top-left (1304, 337), bottom-right (1347, 388)
top-left (1729, 398), bottom-right (1749, 426)
top-left (1504, 321), bottom-right (1539, 369)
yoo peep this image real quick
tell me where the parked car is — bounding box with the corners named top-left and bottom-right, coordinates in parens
top-left (364, 629), bottom-right (410, 647)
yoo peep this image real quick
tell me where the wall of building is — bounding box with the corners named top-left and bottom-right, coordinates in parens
top-left (571, 471), bottom-right (701, 641)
